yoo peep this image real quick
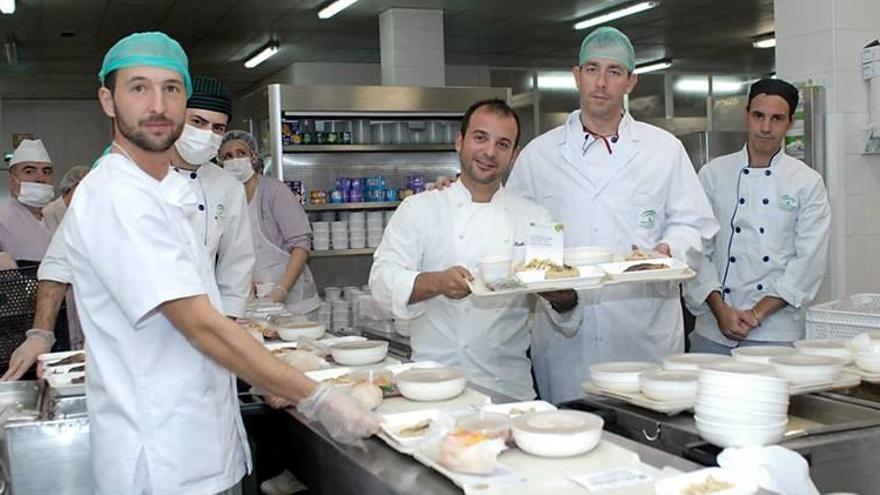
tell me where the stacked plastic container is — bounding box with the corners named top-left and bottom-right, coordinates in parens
top-left (367, 211), bottom-right (385, 247)
top-left (312, 221), bottom-right (330, 251)
top-left (330, 220), bottom-right (348, 250)
top-left (348, 211), bottom-right (366, 249)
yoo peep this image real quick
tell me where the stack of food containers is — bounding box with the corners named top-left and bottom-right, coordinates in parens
top-left (348, 211), bottom-right (366, 248)
top-left (331, 220), bottom-right (348, 250)
top-left (367, 211), bottom-right (384, 247)
top-left (312, 221), bottom-right (330, 250)
top-left (331, 299), bottom-right (351, 331)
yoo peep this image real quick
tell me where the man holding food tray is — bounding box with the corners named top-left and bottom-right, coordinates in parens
top-left (506, 26), bottom-right (719, 402)
top-left (370, 99), bottom-right (581, 400)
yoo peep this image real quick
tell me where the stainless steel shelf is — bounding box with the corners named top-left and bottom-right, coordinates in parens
top-left (310, 248), bottom-right (376, 258)
top-left (282, 144), bottom-right (454, 153)
top-left (305, 201), bottom-right (400, 212)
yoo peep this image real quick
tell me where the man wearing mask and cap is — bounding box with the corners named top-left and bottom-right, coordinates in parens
top-left (2, 77), bottom-right (254, 380)
top-left (684, 78), bottom-right (831, 352)
top-left (42, 31), bottom-right (377, 495)
top-left (0, 139), bottom-right (55, 266)
top-left (42, 165), bottom-right (90, 235)
top-left (506, 26), bottom-right (719, 402)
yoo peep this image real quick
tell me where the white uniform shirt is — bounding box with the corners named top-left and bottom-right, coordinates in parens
top-left (507, 110), bottom-right (719, 402)
top-left (40, 162), bottom-right (254, 318)
top-left (684, 146), bottom-right (831, 345)
top-left (60, 153), bottom-right (250, 495)
top-left (370, 181), bottom-right (571, 400)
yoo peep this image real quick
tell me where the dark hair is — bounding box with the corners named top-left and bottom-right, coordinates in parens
top-left (103, 70), bottom-right (117, 94)
top-left (459, 98), bottom-right (522, 149)
top-left (747, 78), bottom-right (799, 118)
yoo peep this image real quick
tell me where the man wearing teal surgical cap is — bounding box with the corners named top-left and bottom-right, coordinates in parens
top-left (45, 31), bottom-right (378, 495)
top-left (507, 26), bottom-right (719, 403)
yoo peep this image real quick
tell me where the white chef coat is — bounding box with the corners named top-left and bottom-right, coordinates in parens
top-left (175, 162), bottom-right (254, 318)
top-left (684, 146), bottom-right (831, 345)
top-left (60, 152), bottom-right (250, 495)
top-left (369, 181), bottom-right (576, 400)
top-left (507, 110), bottom-right (719, 402)
top-left (40, 162), bottom-right (254, 319)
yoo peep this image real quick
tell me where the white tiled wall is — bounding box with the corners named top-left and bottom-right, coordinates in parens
top-left (775, 0), bottom-right (880, 303)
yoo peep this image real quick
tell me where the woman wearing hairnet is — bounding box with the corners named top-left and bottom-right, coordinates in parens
top-left (42, 165), bottom-right (90, 235)
top-left (218, 131), bottom-right (320, 316)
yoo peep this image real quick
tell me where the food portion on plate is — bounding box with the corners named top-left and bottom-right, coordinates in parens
top-left (397, 419), bottom-right (433, 438)
top-left (623, 262), bottom-right (670, 273)
top-left (45, 353), bottom-right (85, 367)
top-left (437, 426), bottom-right (508, 475)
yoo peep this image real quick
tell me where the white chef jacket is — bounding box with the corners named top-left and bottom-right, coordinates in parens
top-left (60, 153), bottom-right (250, 495)
top-left (507, 110), bottom-right (719, 402)
top-left (684, 146), bottom-right (831, 345)
top-left (0, 198), bottom-right (50, 262)
top-left (369, 181), bottom-right (576, 400)
top-left (39, 162), bottom-right (254, 319)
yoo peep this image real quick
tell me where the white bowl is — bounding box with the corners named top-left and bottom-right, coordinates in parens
top-left (330, 341), bottom-right (388, 366)
top-left (563, 246), bottom-right (614, 266)
top-left (639, 370), bottom-right (698, 401)
top-left (694, 404), bottom-right (787, 426)
top-left (276, 322), bottom-right (326, 341)
top-left (699, 361), bottom-right (786, 387)
top-left (794, 339), bottom-right (853, 364)
top-left (662, 353), bottom-right (731, 371)
top-left (694, 416), bottom-right (787, 447)
top-left (590, 361), bottom-right (662, 393)
top-left (396, 367), bottom-right (467, 401)
top-left (479, 255), bottom-right (512, 283)
top-left (769, 354), bottom-right (845, 385)
top-left (511, 410), bottom-right (603, 457)
top-left (696, 391), bottom-right (789, 415)
top-left (697, 373), bottom-right (789, 395)
top-left (855, 353), bottom-right (880, 373)
top-left (731, 346), bottom-right (798, 365)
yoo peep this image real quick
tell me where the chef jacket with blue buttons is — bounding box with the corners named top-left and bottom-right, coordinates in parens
top-left (369, 180), bottom-right (580, 400)
top-left (684, 146), bottom-right (831, 345)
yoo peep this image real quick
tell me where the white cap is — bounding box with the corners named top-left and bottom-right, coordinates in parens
top-left (10, 139), bottom-right (51, 167)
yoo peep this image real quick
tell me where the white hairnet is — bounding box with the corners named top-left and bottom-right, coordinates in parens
top-left (59, 165), bottom-right (90, 194)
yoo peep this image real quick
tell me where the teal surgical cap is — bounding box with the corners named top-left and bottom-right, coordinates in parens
top-left (98, 31), bottom-right (193, 97)
top-left (578, 26), bottom-right (635, 73)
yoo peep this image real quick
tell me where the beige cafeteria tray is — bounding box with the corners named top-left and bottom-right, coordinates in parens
top-left (469, 267), bottom-right (696, 297)
top-left (583, 381), bottom-right (693, 416)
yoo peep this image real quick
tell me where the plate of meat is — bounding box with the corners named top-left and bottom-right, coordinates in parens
top-left (599, 258), bottom-right (693, 283)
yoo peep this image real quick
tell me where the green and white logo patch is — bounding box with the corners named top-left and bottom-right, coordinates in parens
top-left (639, 209), bottom-right (657, 229)
top-left (779, 194), bottom-right (798, 211)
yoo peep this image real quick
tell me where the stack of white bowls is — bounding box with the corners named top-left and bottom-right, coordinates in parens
top-left (348, 211), bottom-right (366, 248)
top-left (367, 211), bottom-right (385, 247)
top-left (316, 301), bottom-right (331, 326)
top-left (331, 220), bottom-right (349, 250)
top-left (331, 299), bottom-right (351, 331)
top-left (694, 361), bottom-right (789, 448)
top-left (311, 221), bottom-right (330, 250)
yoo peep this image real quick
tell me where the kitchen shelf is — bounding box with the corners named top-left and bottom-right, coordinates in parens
top-left (305, 201), bottom-right (400, 212)
top-left (310, 248), bottom-right (376, 258)
top-left (282, 144), bottom-right (454, 153)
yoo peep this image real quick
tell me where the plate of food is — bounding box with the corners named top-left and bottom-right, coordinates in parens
top-left (599, 258), bottom-right (692, 283)
top-left (46, 372), bottom-right (86, 397)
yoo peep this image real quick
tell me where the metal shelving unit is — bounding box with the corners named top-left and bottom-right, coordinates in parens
top-left (282, 144), bottom-right (454, 153)
top-left (310, 248), bottom-right (376, 258)
top-left (304, 201), bottom-right (400, 212)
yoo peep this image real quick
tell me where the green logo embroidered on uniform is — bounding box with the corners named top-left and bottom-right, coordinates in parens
top-left (553, 223), bottom-right (565, 233)
top-left (779, 194), bottom-right (798, 211)
top-left (639, 209), bottom-right (657, 229)
top-left (215, 204), bottom-right (226, 221)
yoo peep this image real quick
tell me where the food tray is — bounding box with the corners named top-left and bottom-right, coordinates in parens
top-left (469, 266), bottom-right (696, 297)
top-left (583, 381), bottom-right (693, 415)
top-left (789, 372), bottom-right (861, 395)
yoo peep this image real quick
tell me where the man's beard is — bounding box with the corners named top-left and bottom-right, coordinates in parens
top-left (114, 102), bottom-right (183, 152)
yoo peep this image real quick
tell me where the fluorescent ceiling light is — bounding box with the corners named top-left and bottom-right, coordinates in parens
top-left (244, 43), bottom-right (279, 69)
top-left (633, 59), bottom-right (671, 74)
top-left (318, 0), bottom-right (361, 20)
top-left (752, 36), bottom-right (776, 49)
top-left (537, 72), bottom-right (577, 90)
top-left (0, 0), bottom-right (14, 15)
top-left (675, 78), bottom-right (745, 94)
top-left (573, 1), bottom-right (659, 30)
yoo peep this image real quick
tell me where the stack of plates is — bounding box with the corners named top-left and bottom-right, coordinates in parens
top-left (694, 361), bottom-right (789, 447)
top-left (731, 346), bottom-right (797, 365)
top-left (589, 361), bottom-right (661, 393)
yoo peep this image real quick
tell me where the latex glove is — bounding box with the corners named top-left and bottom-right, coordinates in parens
top-left (1, 329), bottom-right (55, 381)
top-left (264, 394), bottom-right (292, 409)
top-left (266, 286), bottom-right (288, 303)
top-left (0, 252), bottom-right (17, 270)
top-left (297, 382), bottom-right (381, 445)
top-left (717, 445), bottom-right (819, 495)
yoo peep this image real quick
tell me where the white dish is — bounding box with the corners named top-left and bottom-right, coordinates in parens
top-left (694, 404), bottom-right (787, 426)
top-left (769, 354), bottom-right (845, 385)
top-left (854, 353), bottom-right (880, 373)
top-left (38, 350), bottom-right (85, 364)
top-left (697, 374), bottom-right (789, 396)
top-left (276, 322), bottom-right (326, 341)
top-left (481, 401), bottom-right (557, 418)
top-left (696, 391), bottom-right (788, 415)
top-left (794, 339), bottom-right (854, 364)
top-left (639, 370), bottom-right (698, 401)
top-left (305, 367), bottom-right (354, 385)
top-left (699, 361), bottom-right (783, 381)
top-left (478, 256), bottom-right (512, 283)
top-left (514, 265), bottom-right (605, 290)
top-left (379, 409), bottom-right (448, 448)
top-left (654, 467), bottom-right (758, 495)
top-left (46, 372), bottom-right (86, 397)
top-left (598, 258), bottom-right (689, 282)
top-left (662, 353), bottom-right (731, 371)
top-left (318, 335), bottom-right (366, 346)
top-left (395, 367), bottom-right (467, 402)
top-left (590, 361), bottom-right (662, 393)
top-left (694, 416), bottom-right (786, 448)
top-left (330, 341), bottom-right (388, 366)
top-left (563, 246), bottom-right (614, 266)
top-left (384, 361), bottom-right (444, 375)
top-left (511, 410), bottom-right (603, 457)
top-left (731, 346), bottom-right (798, 365)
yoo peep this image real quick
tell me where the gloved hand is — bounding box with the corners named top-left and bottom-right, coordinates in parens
top-left (297, 382), bottom-right (380, 445)
top-left (1, 329), bottom-right (55, 381)
top-left (0, 252), bottom-right (17, 270)
top-left (266, 286), bottom-right (288, 303)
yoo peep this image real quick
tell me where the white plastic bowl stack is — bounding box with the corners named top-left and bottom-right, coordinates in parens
top-left (348, 212), bottom-right (366, 248)
top-left (312, 221), bottom-right (330, 251)
top-left (847, 333), bottom-right (880, 373)
top-left (331, 220), bottom-right (349, 250)
top-left (589, 361), bottom-right (662, 393)
top-left (367, 211), bottom-right (385, 247)
top-left (694, 361), bottom-right (789, 448)
top-left (331, 299), bottom-right (351, 331)
top-left (731, 346), bottom-right (798, 365)
top-left (793, 339), bottom-right (854, 364)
